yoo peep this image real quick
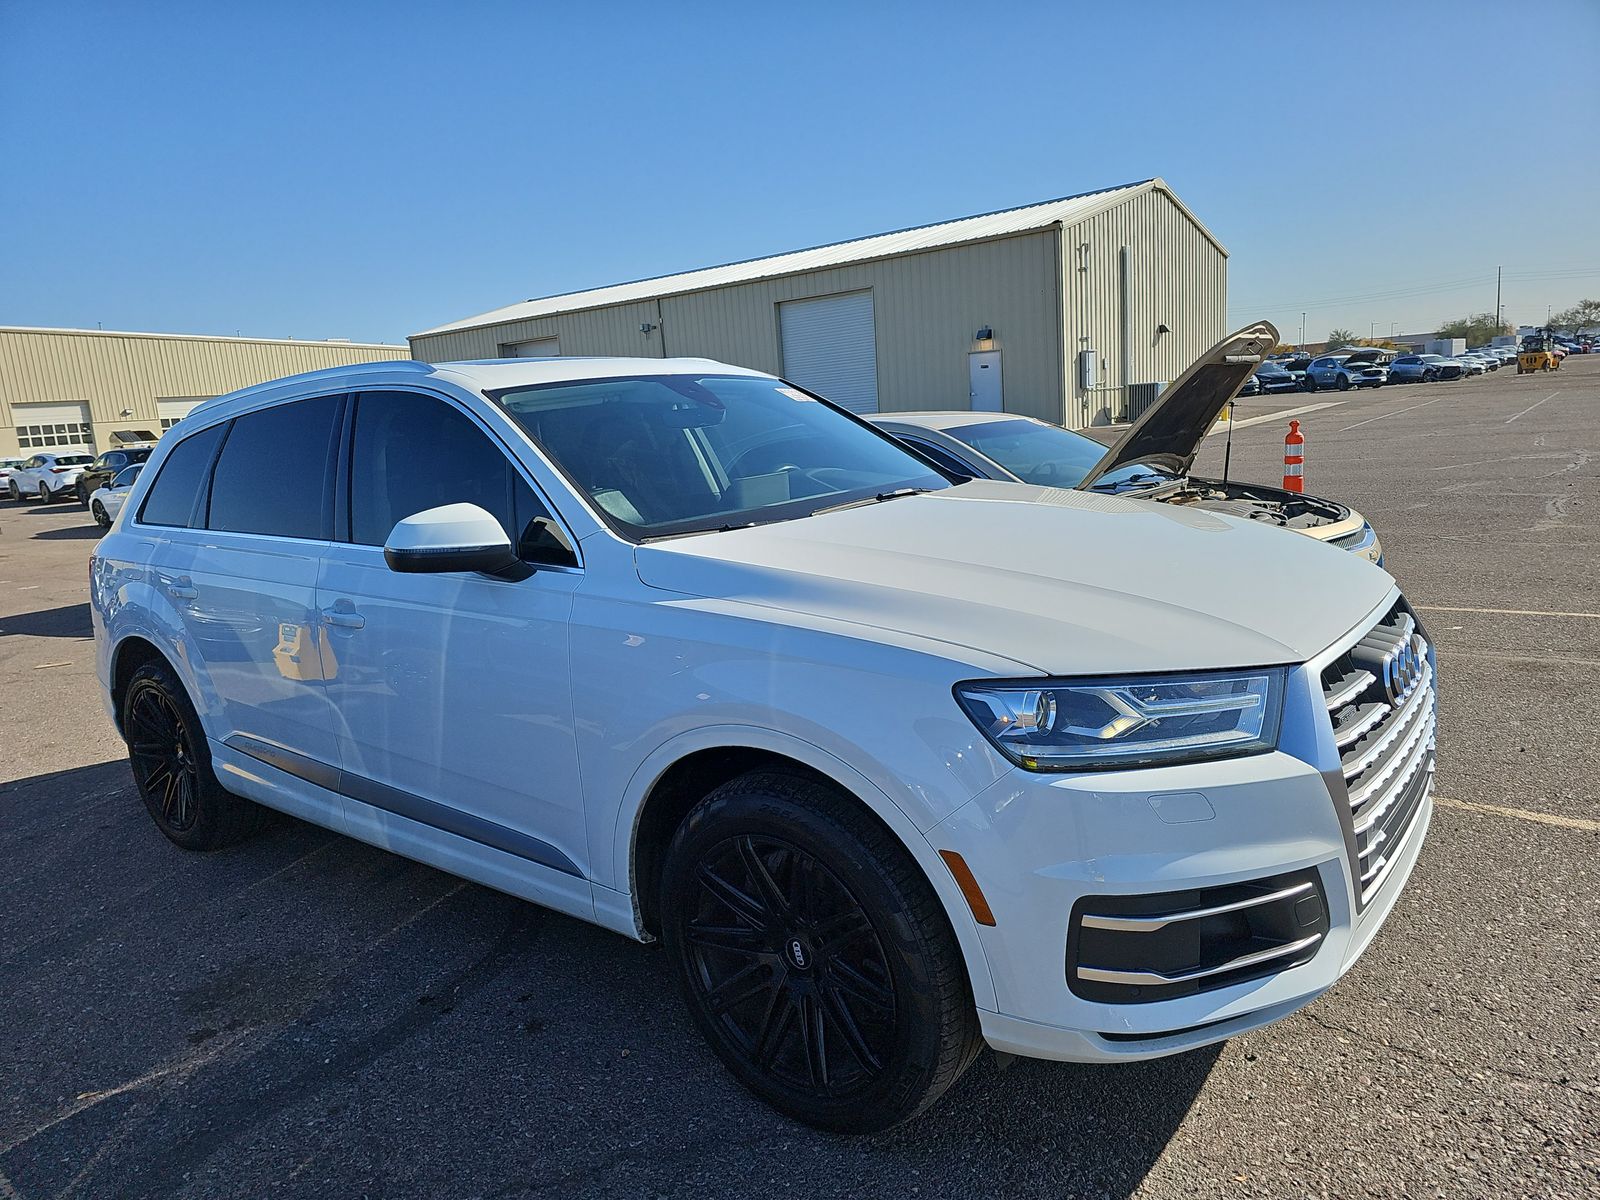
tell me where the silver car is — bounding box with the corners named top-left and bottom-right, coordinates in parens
top-left (870, 335), bottom-right (1383, 564)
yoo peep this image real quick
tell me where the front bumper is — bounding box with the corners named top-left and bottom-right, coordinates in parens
top-left (930, 651), bottom-right (1430, 1063)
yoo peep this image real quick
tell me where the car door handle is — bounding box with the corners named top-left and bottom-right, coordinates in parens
top-left (164, 576), bottom-right (198, 600)
top-left (320, 607), bottom-right (365, 629)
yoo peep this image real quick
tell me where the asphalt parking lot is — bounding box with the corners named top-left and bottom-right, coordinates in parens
top-left (2, 360), bottom-right (1597, 1199)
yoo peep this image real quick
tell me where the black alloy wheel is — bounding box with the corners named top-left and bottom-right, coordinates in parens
top-left (121, 659), bottom-right (271, 849)
top-left (683, 832), bottom-right (896, 1099)
top-left (92, 500), bottom-right (111, 529)
top-left (77, 482), bottom-right (90, 507)
top-left (661, 771), bottom-right (980, 1131)
top-left (126, 682), bottom-right (201, 833)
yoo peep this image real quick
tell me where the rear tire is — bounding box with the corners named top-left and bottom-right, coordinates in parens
top-left (122, 659), bottom-right (272, 850)
top-left (660, 770), bottom-right (981, 1132)
top-left (38, 483), bottom-right (53, 504)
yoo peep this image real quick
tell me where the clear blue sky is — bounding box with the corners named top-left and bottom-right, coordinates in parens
top-left (3, 0), bottom-right (1597, 346)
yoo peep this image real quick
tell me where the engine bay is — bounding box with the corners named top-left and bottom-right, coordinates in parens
top-left (1155, 478), bottom-right (1351, 531)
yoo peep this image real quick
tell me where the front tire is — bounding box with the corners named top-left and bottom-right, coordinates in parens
top-left (92, 500), bottom-right (111, 529)
top-left (122, 659), bottom-right (271, 850)
top-left (660, 770), bottom-right (980, 1132)
top-left (1337, 375), bottom-right (1351, 391)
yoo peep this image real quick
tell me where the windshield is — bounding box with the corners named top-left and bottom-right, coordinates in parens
top-left (944, 418), bottom-right (1171, 490)
top-left (489, 374), bottom-right (949, 538)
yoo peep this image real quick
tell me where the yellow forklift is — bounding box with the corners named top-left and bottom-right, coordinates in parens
top-left (1517, 328), bottom-right (1562, 373)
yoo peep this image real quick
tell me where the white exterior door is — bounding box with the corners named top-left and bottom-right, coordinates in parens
top-left (968, 351), bottom-right (1003, 411)
top-left (504, 337), bottom-right (559, 358)
top-left (779, 291), bottom-right (879, 413)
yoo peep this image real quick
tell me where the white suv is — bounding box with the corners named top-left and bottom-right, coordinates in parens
top-left (90, 329), bottom-right (1435, 1131)
top-left (9, 451), bottom-right (95, 502)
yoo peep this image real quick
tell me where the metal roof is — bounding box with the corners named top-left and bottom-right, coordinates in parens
top-left (416, 178), bottom-right (1220, 339)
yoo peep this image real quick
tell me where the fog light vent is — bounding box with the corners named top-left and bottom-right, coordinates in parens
top-left (1066, 867), bottom-right (1329, 1004)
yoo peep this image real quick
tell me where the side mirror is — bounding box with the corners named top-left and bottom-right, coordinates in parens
top-left (384, 503), bottom-right (530, 580)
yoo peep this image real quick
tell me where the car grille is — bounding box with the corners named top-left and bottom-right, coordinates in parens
top-left (1320, 600), bottom-right (1435, 909)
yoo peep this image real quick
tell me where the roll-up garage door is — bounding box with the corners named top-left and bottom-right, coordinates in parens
top-left (778, 291), bottom-right (879, 413)
top-left (14, 401), bottom-right (93, 450)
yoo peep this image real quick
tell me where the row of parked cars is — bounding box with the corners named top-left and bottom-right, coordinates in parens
top-left (1238, 342), bottom-right (1536, 395)
top-left (1, 445), bottom-right (151, 526)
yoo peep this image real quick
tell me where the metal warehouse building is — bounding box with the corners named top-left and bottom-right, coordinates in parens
top-left (410, 178), bottom-right (1226, 430)
top-left (0, 327), bottom-right (410, 458)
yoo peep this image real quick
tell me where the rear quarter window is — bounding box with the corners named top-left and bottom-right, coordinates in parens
top-left (137, 424), bottom-right (227, 528)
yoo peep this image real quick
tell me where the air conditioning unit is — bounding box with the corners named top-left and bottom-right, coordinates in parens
top-left (1123, 382), bottom-right (1166, 423)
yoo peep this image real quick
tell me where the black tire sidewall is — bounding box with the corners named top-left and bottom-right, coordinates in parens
top-left (660, 776), bottom-right (971, 1132)
top-left (122, 660), bottom-right (244, 851)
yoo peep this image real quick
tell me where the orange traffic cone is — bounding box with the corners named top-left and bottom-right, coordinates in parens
top-left (1283, 420), bottom-right (1305, 493)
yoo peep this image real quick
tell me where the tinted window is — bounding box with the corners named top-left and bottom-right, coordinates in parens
top-left (898, 436), bottom-right (980, 478)
top-left (112, 464), bottom-right (144, 488)
top-left (138, 423), bottom-right (226, 528)
top-left (350, 390), bottom-right (562, 561)
top-left (208, 395), bottom-right (342, 539)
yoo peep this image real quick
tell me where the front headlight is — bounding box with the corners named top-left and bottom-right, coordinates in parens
top-left (955, 668), bottom-right (1286, 772)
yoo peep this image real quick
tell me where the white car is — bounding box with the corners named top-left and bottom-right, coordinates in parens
top-left (88, 463), bottom-right (145, 529)
top-left (0, 458), bottom-right (26, 497)
top-left (8, 451), bottom-right (95, 502)
top-left (91, 327), bottom-right (1435, 1131)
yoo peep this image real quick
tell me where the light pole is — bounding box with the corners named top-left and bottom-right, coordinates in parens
top-left (1300, 312), bottom-right (1306, 349)
top-left (1370, 320), bottom-right (1377, 341)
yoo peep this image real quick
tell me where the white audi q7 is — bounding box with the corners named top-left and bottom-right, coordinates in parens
top-left (90, 323), bottom-right (1435, 1131)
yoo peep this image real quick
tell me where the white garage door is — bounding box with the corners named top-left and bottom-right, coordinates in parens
top-left (14, 401), bottom-right (93, 450)
top-left (159, 396), bottom-right (211, 431)
top-left (502, 337), bottom-right (559, 358)
top-left (779, 291), bottom-right (879, 413)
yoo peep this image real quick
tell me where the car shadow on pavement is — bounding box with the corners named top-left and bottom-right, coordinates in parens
top-left (28, 521), bottom-right (102, 540)
top-left (1, 760), bottom-right (1217, 1200)
top-left (0, 601), bottom-right (92, 638)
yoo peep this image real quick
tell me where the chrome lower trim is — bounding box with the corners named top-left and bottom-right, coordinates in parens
top-left (1076, 932), bottom-right (1324, 988)
top-left (1078, 880), bottom-right (1316, 933)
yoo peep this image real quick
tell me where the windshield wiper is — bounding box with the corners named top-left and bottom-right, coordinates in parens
top-left (1086, 472), bottom-right (1169, 492)
top-left (811, 487), bottom-right (933, 516)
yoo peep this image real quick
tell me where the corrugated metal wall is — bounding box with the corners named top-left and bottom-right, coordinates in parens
top-left (0, 330), bottom-right (410, 456)
top-left (411, 233), bottom-right (1065, 421)
top-left (1059, 188), bottom-right (1227, 427)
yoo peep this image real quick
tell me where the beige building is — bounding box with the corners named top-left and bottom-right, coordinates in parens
top-left (0, 327), bottom-right (410, 458)
top-left (410, 178), bottom-right (1226, 430)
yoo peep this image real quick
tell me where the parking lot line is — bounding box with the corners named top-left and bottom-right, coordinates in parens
top-left (1414, 603), bottom-right (1600, 620)
top-left (1336, 394), bottom-right (1450, 432)
top-left (1206, 401), bottom-right (1343, 436)
top-left (1505, 391), bottom-right (1560, 423)
top-left (1434, 795), bottom-right (1600, 833)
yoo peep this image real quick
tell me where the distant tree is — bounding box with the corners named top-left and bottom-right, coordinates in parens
top-left (1435, 312), bottom-right (1511, 345)
top-left (1550, 299), bottom-right (1600, 332)
top-left (1325, 328), bottom-right (1358, 347)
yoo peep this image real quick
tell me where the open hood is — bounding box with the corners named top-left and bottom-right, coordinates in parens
top-left (1077, 321), bottom-right (1277, 490)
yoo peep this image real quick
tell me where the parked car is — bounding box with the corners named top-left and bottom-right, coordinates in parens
top-left (88, 463), bottom-right (145, 529)
top-left (869, 401), bottom-right (1383, 563)
top-left (1416, 354), bottom-right (1466, 380)
top-left (1305, 355), bottom-right (1387, 391)
top-left (1462, 351), bottom-right (1499, 372)
top-left (1237, 373), bottom-right (1261, 396)
top-left (1456, 356), bottom-right (1487, 376)
top-left (0, 458), bottom-right (26, 497)
top-left (91, 329), bottom-right (1433, 1131)
top-left (76, 445), bottom-right (156, 506)
top-left (1387, 355), bottom-right (1438, 384)
top-left (8, 451), bottom-right (95, 502)
top-left (1254, 362), bottom-right (1307, 393)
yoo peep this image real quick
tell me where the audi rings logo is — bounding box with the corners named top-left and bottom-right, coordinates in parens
top-left (1384, 634), bottom-right (1427, 703)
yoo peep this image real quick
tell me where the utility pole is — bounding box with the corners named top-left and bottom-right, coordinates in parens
top-left (1495, 265), bottom-right (1503, 330)
top-left (1370, 320), bottom-right (1377, 341)
top-left (1300, 312), bottom-right (1306, 349)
